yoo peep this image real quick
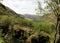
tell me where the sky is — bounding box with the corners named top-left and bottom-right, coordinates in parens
top-left (0, 0), bottom-right (45, 15)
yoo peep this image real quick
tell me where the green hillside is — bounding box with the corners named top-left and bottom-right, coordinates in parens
top-left (0, 3), bottom-right (57, 43)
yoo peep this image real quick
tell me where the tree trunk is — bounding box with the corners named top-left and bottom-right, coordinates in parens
top-left (54, 14), bottom-right (60, 43)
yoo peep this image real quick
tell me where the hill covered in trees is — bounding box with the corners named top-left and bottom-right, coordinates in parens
top-left (0, 3), bottom-right (57, 43)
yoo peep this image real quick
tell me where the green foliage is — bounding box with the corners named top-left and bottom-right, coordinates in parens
top-left (0, 3), bottom-right (56, 43)
top-left (0, 14), bottom-right (56, 43)
top-left (0, 29), bottom-right (4, 43)
top-left (37, 22), bottom-right (55, 34)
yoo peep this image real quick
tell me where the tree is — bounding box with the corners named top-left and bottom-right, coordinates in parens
top-left (38, 0), bottom-right (60, 43)
top-left (37, 0), bottom-right (45, 15)
top-left (44, 0), bottom-right (60, 43)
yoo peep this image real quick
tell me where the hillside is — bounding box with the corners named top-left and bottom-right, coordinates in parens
top-left (40, 14), bottom-right (56, 24)
top-left (0, 3), bottom-right (57, 43)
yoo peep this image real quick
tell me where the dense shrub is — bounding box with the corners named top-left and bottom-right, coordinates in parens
top-left (0, 15), bottom-right (56, 43)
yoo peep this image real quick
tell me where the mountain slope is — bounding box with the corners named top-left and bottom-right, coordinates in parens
top-left (0, 3), bottom-right (56, 43)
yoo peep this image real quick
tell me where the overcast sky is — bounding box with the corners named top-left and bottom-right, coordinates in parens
top-left (0, 0), bottom-right (45, 15)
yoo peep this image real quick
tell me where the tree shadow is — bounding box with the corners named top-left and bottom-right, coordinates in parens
top-left (31, 35), bottom-right (49, 43)
top-left (57, 37), bottom-right (60, 43)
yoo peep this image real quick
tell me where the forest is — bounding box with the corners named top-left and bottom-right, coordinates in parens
top-left (0, 0), bottom-right (60, 43)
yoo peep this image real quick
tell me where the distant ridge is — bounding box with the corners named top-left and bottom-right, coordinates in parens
top-left (0, 3), bottom-right (24, 18)
top-left (0, 3), bottom-right (40, 20)
top-left (22, 14), bottom-right (40, 20)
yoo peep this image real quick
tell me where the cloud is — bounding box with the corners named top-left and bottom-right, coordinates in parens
top-left (1, 0), bottom-right (45, 15)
